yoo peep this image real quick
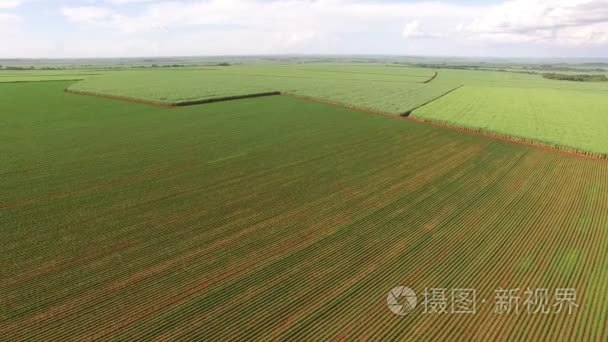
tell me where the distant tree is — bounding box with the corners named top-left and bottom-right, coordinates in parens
top-left (543, 73), bottom-right (608, 82)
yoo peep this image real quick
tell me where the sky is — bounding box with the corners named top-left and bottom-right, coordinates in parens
top-left (1, 0), bottom-right (608, 58)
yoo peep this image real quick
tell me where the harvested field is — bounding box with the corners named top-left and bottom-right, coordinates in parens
top-left (1, 81), bottom-right (608, 340)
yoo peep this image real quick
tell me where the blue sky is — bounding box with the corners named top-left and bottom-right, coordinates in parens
top-left (1, 0), bottom-right (608, 58)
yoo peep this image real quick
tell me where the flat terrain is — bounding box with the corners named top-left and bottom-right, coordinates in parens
top-left (412, 86), bottom-right (608, 155)
top-left (65, 64), bottom-right (608, 154)
top-left (0, 70), bottom-right (101, 83)
top-left (1, 81), bottom-right (607, 339)
top-left (68, 65), bottom-right (457, 113)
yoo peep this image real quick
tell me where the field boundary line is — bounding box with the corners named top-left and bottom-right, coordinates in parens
top-left (65, 86), bottom-right (608, 161)
top-left (405, 115), bottom-right (608, 160)
top-left (64, 88), bottom-right (281, 108)
top-left (282, 92), bottom-right (400, 120)
top-left (175, 92), bottom-right (281, 106)
top-left (423, 71), bottom-right (438, 83)
top-left (0, 79), bottom-right (86, 84)
top-left (283, 91), bottom-right (608, 161)
top-left (65, 88), bottom-right (176, 108)
top-left (294, 67), bottom-right (431, 79)
top-left (401, 84), bottom-right (464, 115)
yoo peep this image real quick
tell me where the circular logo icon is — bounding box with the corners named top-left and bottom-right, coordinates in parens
top-left (387, 286), bottom-right (417, 315)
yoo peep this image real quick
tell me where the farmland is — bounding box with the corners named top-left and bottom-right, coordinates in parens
top-left (68, 65), bottom-right (457, 114)
top-left (0, 70), bottom-right (101, 83)
top-left (2, 80), bottom-right (608, 339)
top-left (64, 63), bottom-right (608, 155)
top-left (412, 86), bottom-right (608, 155)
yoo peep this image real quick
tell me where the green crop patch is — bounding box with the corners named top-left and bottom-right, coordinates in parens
top-left (67, 65), bottom-right (457, 114)
top-left (412, 85), bottom-right (608, 155)
top-left (2, 81), bottom-right (608, 340)
top-left (0, 70), bottom-right (101, 83)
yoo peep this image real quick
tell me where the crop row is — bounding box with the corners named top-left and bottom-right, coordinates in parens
top-left (66, 65), bottom-right (453, 114)
top-left (1, 81), bottom-right (607, 339)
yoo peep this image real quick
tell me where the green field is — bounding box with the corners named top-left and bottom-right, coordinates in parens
top-left (412, 86), bottom-right (608, 155)
top-left (63, 64), bottom-right (608, 154)
top-left (0, 70), bottom-right (101, 83)
top-left (2, 81), bottom-right (608, 339)
top-left (68, 65), bottom-right (456, 114)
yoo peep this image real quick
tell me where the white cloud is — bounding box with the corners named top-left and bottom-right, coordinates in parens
top-left (61, 6), bottom-right (115, 24)
top-left (0, 12), bottom-right (19, 22)
top-left (0, 0), bottom-right (23, 9)
top-left (402, 20), bottom-right (421, 38)
top-left (59, 0), bottom-right (477, 37)
top-left (105, 0), bottom-right (159, 4)
top-left (465, 0), bottom-right (608, 45)
top-left (3, 0), bottom-right (608, 58)
top-left (63, 0), bottom-right (608, 46)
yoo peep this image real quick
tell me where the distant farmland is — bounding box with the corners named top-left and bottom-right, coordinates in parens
top-left (412, 86), bottom-right (608, 156)
top-left (65, 64), bottom-right (608, 155)
top-left (1, 81), bottom-right (608, 340)
top-left (67, 65), bottom-right (458, 114)
top-left (0, 70), bottom-right (101, 83)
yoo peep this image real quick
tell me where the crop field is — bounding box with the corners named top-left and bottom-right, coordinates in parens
top-left (2, 81), bottom-right (608, 340)
top-left (0, 70), bottom-right (101, 83)
top-left (65, 64), bottom-right (608, 155)
top-left (68, 65), bottom-right (456, 114)
top-left (433, 68), bottom-right (608, 91)
top-left (412, 85), bottom-right (608, 155)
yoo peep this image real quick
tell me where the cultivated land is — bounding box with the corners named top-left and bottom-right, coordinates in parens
top-left (65, 63), bottom-right (608, 154)
top-left (0, 70), bottom-right (101, 83)
top-left (67, 65), bottom-right (457, 113)
top-left (1, 81), bottom-right (608, 340)
top-left (412, 86), bottom-right (608, 155)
